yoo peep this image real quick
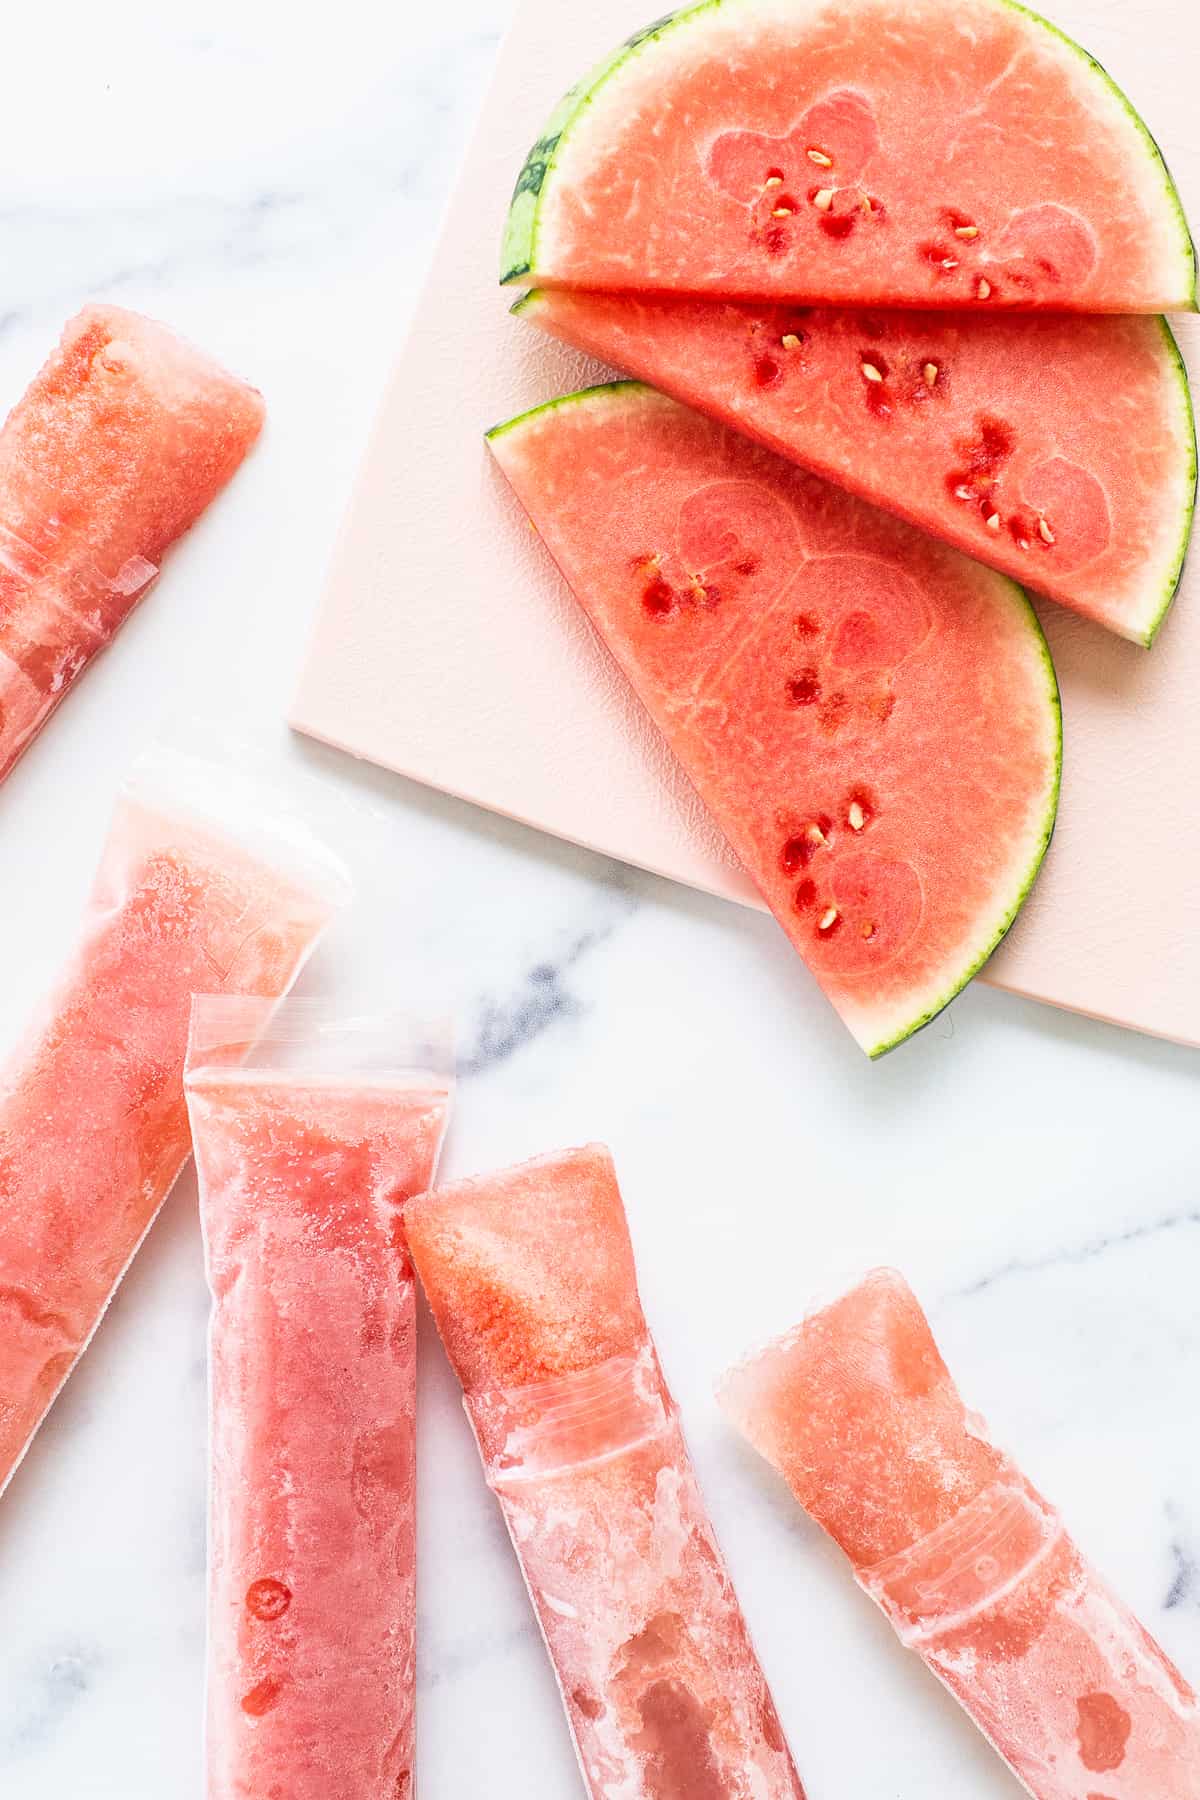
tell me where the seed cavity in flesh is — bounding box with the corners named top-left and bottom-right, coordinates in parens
top-left (812, 189), bottom-right (835, 212)
top-left (807, 147), bottom-right (834, 167)
top-left (848, 801), bottom-right (865, 831)
top-left (818, 906), bottom-right (840, 931)
top-left (755, 356), bottom-right (783, 388)
top-left (1038, 516), bottom-right (1055, 544)
top-left (923, 363), bottom-right (939, 388)
top-left (786, 669), bottom-right (821, 706)
top-left (793, 878), bottom-right (817, 911)
top-left (794, 611), bottom-right (820, 637)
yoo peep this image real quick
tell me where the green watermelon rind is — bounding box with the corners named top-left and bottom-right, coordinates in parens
top-left (500, 0), bottom-right (1197, 313)
top-left (485, 381), bottom-right (1063, 1058)
top-left (1142, 316), bottom-right (1197, 647)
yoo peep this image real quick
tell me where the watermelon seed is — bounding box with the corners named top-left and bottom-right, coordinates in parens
top-left (812, 189), bottom-right (835, 212)
top-left (861, 921), bottom-right (876, 940)
top-left (818, 906), bottom-right (840, 931)
top-left (772, 205), bottom-right (796, 218)
top-left (985, 512), bottom-right (1001, 531)
top-left (955, 224), bottom-right (979, 240)
top-left (1038, 517), bottom-right (1055, 545)
top-left (977, 278), bottom-right (992, 299)
top-left (764, 173), bottom-right (784, 187)
top-left (941, 257), bottom-right (960, 272)
top-left (923, 363), bottom-right (939, 388)
top-left (954, 483), bottom-right (974, 502)
top-left (781, 333), bottom-right (803, 349)
top-left (807, 148), bottom-right (834, 167)
top-left (860, 361), bottom-right (884, 383)
top-left (848, 801), bottom-right (865, 831)
top-left (807, 822), bottom-right (827, 845)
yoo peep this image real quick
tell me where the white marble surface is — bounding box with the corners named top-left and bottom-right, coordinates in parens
top-left (0, 3), bottom-right (1197, 1796)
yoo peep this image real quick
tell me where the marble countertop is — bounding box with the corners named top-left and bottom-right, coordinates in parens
top-left (0, 3), bottom-right (1197, 1795)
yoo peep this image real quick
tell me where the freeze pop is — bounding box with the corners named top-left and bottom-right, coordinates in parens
top-left (0, 753), bottom-right (345, 1494)
top-left (720, 1269), bottom-right (1200, 1799)
top-left (406, 1143), bottom-right (805, 1800)
top-left (186, 1001), bottom-right (451, 1800)
top-left (0, 305), bottom-right (264, 781)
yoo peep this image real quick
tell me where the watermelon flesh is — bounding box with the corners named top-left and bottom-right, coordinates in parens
top-left (186, 1044), bottom-right (450, 1800)
top-left (487, 384), bottom-right (1060, 1055)
top-left (720, 1270), bottom-right (1200, 1798)
top-left (405, 1144), bottom-right (806, 1799)
top-left (517, 291), bottom-right (1195, 646)
top-left (0, 305), bottom-right (264, 783)
top-left (503, 0), bottom-right (1196, 313)
top-left (0, 788), bottom-right (336, 1496)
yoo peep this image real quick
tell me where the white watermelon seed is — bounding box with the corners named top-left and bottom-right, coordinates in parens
top-left (807, 822), bottom-right (827, 845)
top-left (848, 801), bottom-right (865, 830)
top-left (818, 906), bottom-right (840, 931)
top-left (861, 920), bottom-right (876, 940)
top-left (861, 362), bottom-right (884, 383)
top-left (923, 363), bottom-right (939, 388)
top-left (781, 333), bottom-right (802, 349)
top-left (985, 512), bottom-right (1001, 531)
top-left (941, 257), bottom-right (959, 271)
top-left (764, 175), bottom-right (784, 188)
top-left (1038, 517), bottom-right (1055, 544)
top-left (807, 148), bottom-right (834, 167)
top-left (955, 225), bottom-right (979, 240)
top-left (977, 278), bottom-right (992, 299)
top-left (772, 205), bottom-right (795, 218)
top-left (812, 189), bottom-right (835, 212)
top-left (954, 483), bottom-right (974, 501)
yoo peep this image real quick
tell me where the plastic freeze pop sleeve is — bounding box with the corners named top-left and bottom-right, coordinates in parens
top-left (0, 305), bottom-right (264, 783)
top-left (719, 1268), bottom-right (1200, 1800)
top-left (405, 1143), bottom-right (807, 1800)
top-left (186, 998), bottom-right (453, 1800)
top-left (0, 745), bottom-right (349, 1497)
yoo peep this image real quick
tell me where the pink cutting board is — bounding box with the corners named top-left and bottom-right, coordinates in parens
top-left (291, 0), bottom-right (1200, 1048)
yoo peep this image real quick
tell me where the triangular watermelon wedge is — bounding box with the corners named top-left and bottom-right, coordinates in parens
top-left (487, 384), bottom-right (1061, 1055)
top-left (516, 290), bottom-right (1195, 645)
top-left (502, 0), bottom-right (1196, 313)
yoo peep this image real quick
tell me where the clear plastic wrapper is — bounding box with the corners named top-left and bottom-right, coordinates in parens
top-left (721, 1268), bottom-right (1200, 1799)
top-left (406, 1143), bottom-right (806, 1800)
top-left (186, 998), bottom-right (453, 1800)
top-left (0, 305), bottom-right (264, 781)
top-left (0, 745), bottom-right (348, 1495)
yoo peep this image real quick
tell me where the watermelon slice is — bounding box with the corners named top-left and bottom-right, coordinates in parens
top-left (0, 305), bottom-right (264, 783)
top-left (516, 291), bottom-right (1195, 646)
top-left (487, 384), bottom-right (1060, 1055)
top-left (501, 0), bottom-right (1196, 313)
top-left (720, 1271), bottom-right (1200, 1798)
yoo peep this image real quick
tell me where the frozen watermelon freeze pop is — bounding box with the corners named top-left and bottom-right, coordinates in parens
top-left (720, 1270), bottom-right (1200, 1799)
top-left (488, 384), bottom-right (1061, 1055)
top-left (502, 0), bottom-right (1196, 313)
top-left (406, 1143), bottom-right (806, 1800)
top-left (0, 305), bottom-right (264, 782)
top-left (186, 1001), bottom-right (452, 1800)
top-left (516, 291), bottom-right (1195, 646)
top-left (0, 750), bottom-right (345, 1496)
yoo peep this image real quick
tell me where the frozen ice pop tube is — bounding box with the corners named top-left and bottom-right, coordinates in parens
top-left (0, 305), bottom-right (264, 781)
top-left (0, 747), bottom-right (347, 1495)
top-left (406, 1143), bottom-right (806, 1800)
top-left (721, 1269), bottom-right (1200, 1799)
top-left (186, 1001), bottom-right (452, 1800)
